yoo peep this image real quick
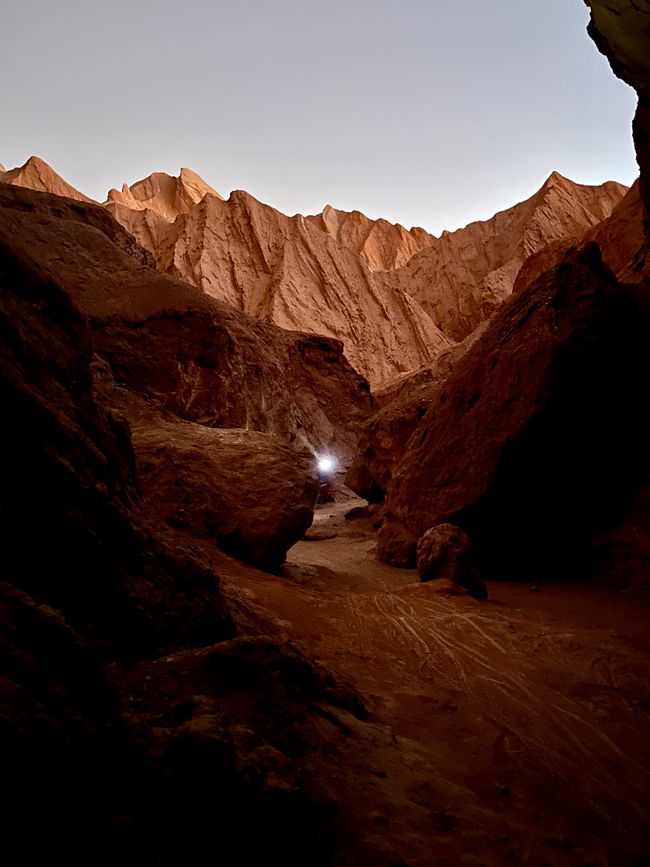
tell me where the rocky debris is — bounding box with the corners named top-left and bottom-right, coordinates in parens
top-left (0, 234), bottom-right (234, 658)
top-left (306, 203), bottom-right (433, 271)
top-left (383, 173), bottom-right (627, 342)
top-left (0, 154), bottom-right (93, 202)
top-left (0, 183), bottom-right (372, 465)
top-left (378, 245), bottom-right (650, 577)
top-left (303, 528), bottom-right (338, 541)
top-left (131, 410), bottom-right (318, 568)
top-left (416, 524), bottom-right (487, 600)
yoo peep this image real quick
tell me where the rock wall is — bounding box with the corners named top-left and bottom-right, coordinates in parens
top-left (378, 247), bottom-right (650, 576)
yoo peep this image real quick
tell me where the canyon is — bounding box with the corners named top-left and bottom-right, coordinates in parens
top-left (2, 1), bottom-right (650, 864)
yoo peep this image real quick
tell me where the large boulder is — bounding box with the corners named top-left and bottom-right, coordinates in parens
top-left (130, 411), bottom-right (318, 568)
top-left (379, 245), bottom-right (650, 577)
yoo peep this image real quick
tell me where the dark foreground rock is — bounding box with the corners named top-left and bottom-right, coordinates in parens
top-left (586, 0), bottom-right (650, 233)
top-left (379, 246), bottom-right (650, 577)
top-left (0, 237), bottom-right (234, 658)
top-left (0, 177), bottom-right (378, 867)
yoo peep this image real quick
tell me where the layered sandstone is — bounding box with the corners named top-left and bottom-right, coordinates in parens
top-left (106, 168), bottom-right (626, 383)
top-left (1, 158), bottom-right (631, 389)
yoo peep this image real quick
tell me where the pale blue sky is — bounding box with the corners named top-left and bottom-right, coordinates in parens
top-left (1, 0), bottom-right (638, 234)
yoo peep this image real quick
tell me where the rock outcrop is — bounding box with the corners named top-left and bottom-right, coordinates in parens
top-left (107, 169), bottom-right (624, 385)
top-left (378, 246), bottom-right (650, 576)
top-left (384, 173), bottom-right (627, 342)
top-left (306, 204), bottom-right (433, 270)
top-left (586, 1), bottom-right (650, 225)
top-left (0, 155), bottom-right (93, 202)
top-left (131, 408), bottom-right (318, 567)
top-left (0, 183), bottom-right (372, 465)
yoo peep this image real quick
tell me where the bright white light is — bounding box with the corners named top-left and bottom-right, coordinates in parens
top-left (318, 457), bottom-right (334, 473)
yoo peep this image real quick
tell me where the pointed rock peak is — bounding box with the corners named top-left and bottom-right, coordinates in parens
top-left (178, 166), bottom-right (224, 202)
top-left (542, 170), bottom-right (573, 191)
top-left (229, 189), bottom-right (256, 204)
top-left (0, 163), bottom-right (5, 174)
top-left (0, 155), bottom-right (93, 202)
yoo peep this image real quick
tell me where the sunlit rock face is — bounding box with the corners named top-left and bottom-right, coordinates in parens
top-left (0, 155), bottom-right (93, 202)
top-left (106, 178), bottom-right (451, 389)
top-left (306, 204), bottom-right (433, 271)
top-left (381, 173), bottom-right (627, 342)
top-left (0, 156), bottom-right (629, 390)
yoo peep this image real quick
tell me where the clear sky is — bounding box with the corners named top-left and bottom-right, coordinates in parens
top-left (1, 0), bottom-right (638, 235)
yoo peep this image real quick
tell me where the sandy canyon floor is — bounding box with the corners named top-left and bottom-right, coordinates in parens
top-left (143, 492), bottom-right (650, 866)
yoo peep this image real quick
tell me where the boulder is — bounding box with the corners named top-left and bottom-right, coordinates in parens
top-left (417, 522), bottom-right (471, 580)
top-left (379, 245), bottom-right (650, 578)
top-left (416, 524), bottom-right (487, 600)
top-left (131, 412), bottom-right (318, 568)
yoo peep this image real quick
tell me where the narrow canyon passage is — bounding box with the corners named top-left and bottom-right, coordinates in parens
top-left (217, 495), bottom-right (650, 866)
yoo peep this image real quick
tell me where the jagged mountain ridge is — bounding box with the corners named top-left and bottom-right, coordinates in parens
top-left (306, 204), bottom-right (434, 271)
top-left (1, 156), bottom-right (629, 387)
top-left (382, 171), bottom-right (628, 341)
